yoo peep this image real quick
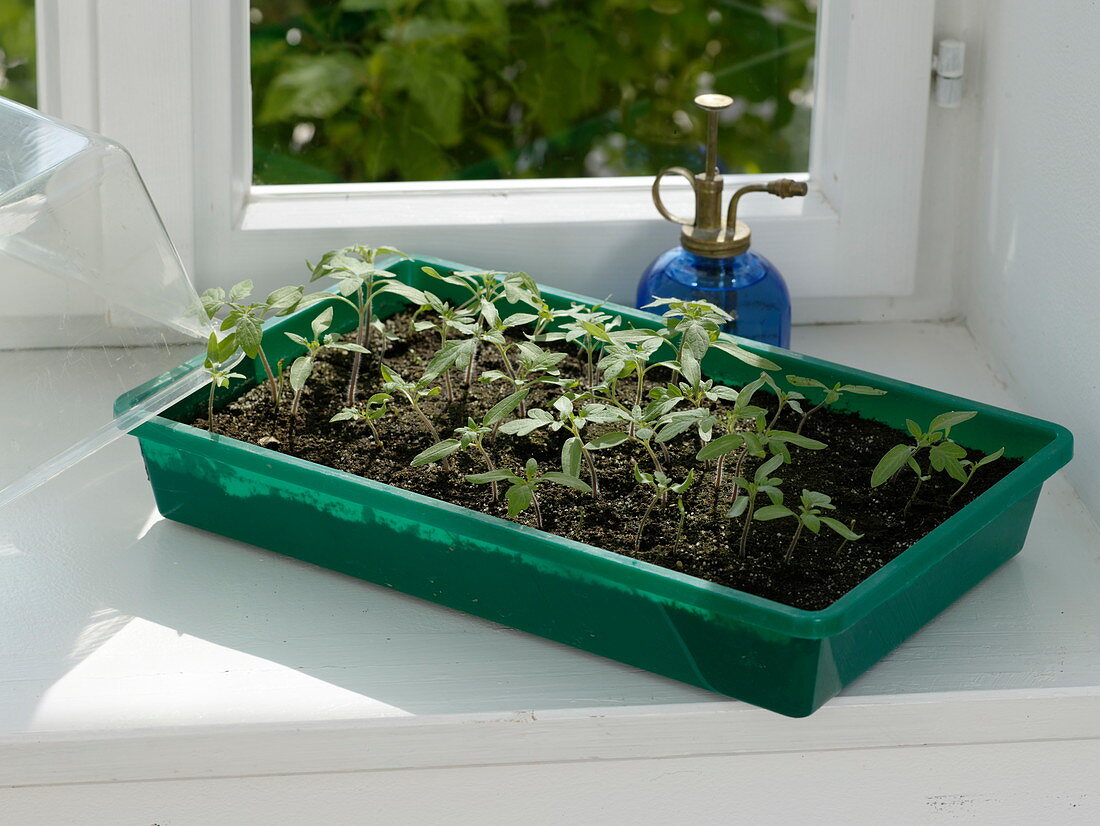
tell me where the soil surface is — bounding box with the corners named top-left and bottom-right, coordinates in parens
top-left (185, 311), bottom-right (1018, 611)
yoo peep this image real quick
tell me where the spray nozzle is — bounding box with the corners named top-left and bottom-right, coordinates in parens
top-left (652, 94), bottom-right (808, 258)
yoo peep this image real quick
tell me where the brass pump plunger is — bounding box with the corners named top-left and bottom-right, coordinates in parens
top-left (651, 93), bottom-right (808, 259)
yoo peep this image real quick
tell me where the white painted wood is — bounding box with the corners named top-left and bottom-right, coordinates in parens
top-left (3, 691), bottom-right (1100, 788)
top-left (964, 0), bottom-right (1100, 524)
top-left (36, 0), bottom-right (197, 276)
top-left (1, 320), bottom-right (1098, 819)
top-left (5, 738), bottom-right (1100, 824)
top-left (812, 0), bottom-right (935, 295)
top-left (35, 0), bottom-right (100, 131)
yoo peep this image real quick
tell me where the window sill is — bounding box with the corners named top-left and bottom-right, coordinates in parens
top-left (241, 174), bottom-right (822, 231)
top-left (2, 321), bottom-right (1098, 809)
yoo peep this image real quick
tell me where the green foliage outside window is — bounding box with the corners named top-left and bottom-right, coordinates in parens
top-left (251, 0), bottom-right (816, 184)
top-left (0, 0), bottom-right (36, 108)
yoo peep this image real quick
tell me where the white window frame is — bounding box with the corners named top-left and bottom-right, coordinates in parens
top-left (36, 0), bottom-right (934, 321)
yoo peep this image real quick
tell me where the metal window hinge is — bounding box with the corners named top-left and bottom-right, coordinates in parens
top-left (932, 39), bottom-right (966, 108)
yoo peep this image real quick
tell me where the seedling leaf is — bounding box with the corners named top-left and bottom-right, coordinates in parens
top-left (542, 472), bottom-right (593, 493)
top-left (871, 444), bottom-right (914, 487)
top-left (411, 439), bottom-right (462, 467)
top-left (561, 437), bottom-right (582, 478)
top-left (484, 389), bottom-right (529, 426)
top-left (929, 410), bottom-right (977, 434)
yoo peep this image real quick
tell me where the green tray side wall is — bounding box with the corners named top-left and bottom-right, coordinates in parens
top-left (121, 255), bottom-right (1072, 717)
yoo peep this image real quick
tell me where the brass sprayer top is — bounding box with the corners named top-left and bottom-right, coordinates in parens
top-left (652, 94), bottom-right (808, 258)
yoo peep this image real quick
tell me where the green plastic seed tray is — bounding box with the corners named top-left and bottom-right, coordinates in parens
top-left (117, 256), bottom-right (1073, 717)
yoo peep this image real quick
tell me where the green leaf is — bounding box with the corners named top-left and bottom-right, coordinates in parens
top-left (552, 395), bottom-right (574, 418)
top-left (423, 337), bottom-right (477, 383)
top-left (228, 280), bottom-right (254, 304)
top-left (285, 332), bottom-right (309, 348)
top-left (726, 497), bottom-right (749, 519)
top-left (580, 320), bottom-right (613, 343)
top-left (337, 277), bottom-right (362, 297)
top-left (681, 321), bottom-right (711, 359)
top-left (734, 375), bottom-right (767, 410)
top-left (289, 355), bottom-right (314, 393)
top-left (760, 485), bottom-right (784, 505)
top-left (820, 517), bottom-right (862, 541)
top-left (679, 352), bottom-right (701, 387)
top-left (742, 431), bottom-right (765, 457)
top-left (669, 468), bottom-right (695, 494)
top-left (484, 389), bottom-right (529, 426)
top-left (340, 0), bottom-right (397, 12)
top-left (711, 338), bottom-right (780, 372)
top-left (503, 271), bottom-right (539, 303)
top-left (585, 432), bottom-right (631, 451)
top-left (506, 483), bottom-right (533, 518)
top-left (941, 455), bottom-right (969, 483)
top-left (930, 410), bottom-right (977, 434)
top-left (753, 504), bottom-right (794, 521)
top-left (265, 285), bottom-right (303, 315)
top-left (929, 441), bottom-right (966, 472)
top-left (200, 288), bottom-right (225, 320)
top-left (974, 446), bottom-right (1006, 469)
top-left (542, 472), bottom-right (592, 493)
top-left (941, 441), bottom-right (968, 458)
top-left (755, 454), bottom-right (785, 482)
top-left (421, 266), bottom-right (471, 288)
top-left (561, 437), bottom-right (582, 479)
top-left (800, 513), bottom-right (821, 534)
top-left (768, 430), bottom-right (827, 450)
top-left (641, 297), bottom-right (678, 310)
top-left (206, 331), bottom-right (238, 364)
top-left (502, 312), bottom-right (539, 328)
top-left (257, 53), bottom-right (362, 124)
top-left (329, 342), bottom-right (371, 354)
top-left (784, 374), bottom-right (825, 389)
top-left (299, 292), bottom-right (331, 309)
top-left (655, 416), bottom-right (697, 443)
top-left (379, 363), bottom-right (399, 385)
top-left (310, 306), bottom-right (334, 340)
top-left (480, 297), bottom-right (500, 327)
top-left (871, 444), bottom-right (914, 487)
top-left (498, 417), bottom-right (549, 436)
top-left (466, 469), bottom-right (517, 484)
top-left (378, 280), bottom-right (428, 305)
top-left (366, 392), bottom-right (391, 408)
top-left (235, 313), bottom-right (263, 358)
top-left (840, 384), bottom-right (886, 396)
top-left (906, 419), bottom-right (923, 440)
top-left (696, 433), bottom-right (744, 461)
top-left (411, 439), bottom-right (462, 467)
top-left (769, 440), bottom-right (792, 465)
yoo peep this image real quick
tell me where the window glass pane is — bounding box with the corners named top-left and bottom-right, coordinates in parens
top-left (0, 0), bottom-right (36, 108)
top-left (250, 1), bottom-right (816, 185)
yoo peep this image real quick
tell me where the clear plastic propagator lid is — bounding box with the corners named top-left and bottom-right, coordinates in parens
top-left (0, 97), bottom-right (215, 507)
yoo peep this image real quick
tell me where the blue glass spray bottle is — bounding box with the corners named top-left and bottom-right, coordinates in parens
top-left (637, 94), bottom-right (807, 348)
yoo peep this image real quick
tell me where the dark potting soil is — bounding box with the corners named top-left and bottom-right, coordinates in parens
top-left (185, 312), bottom-right (1019, 611)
